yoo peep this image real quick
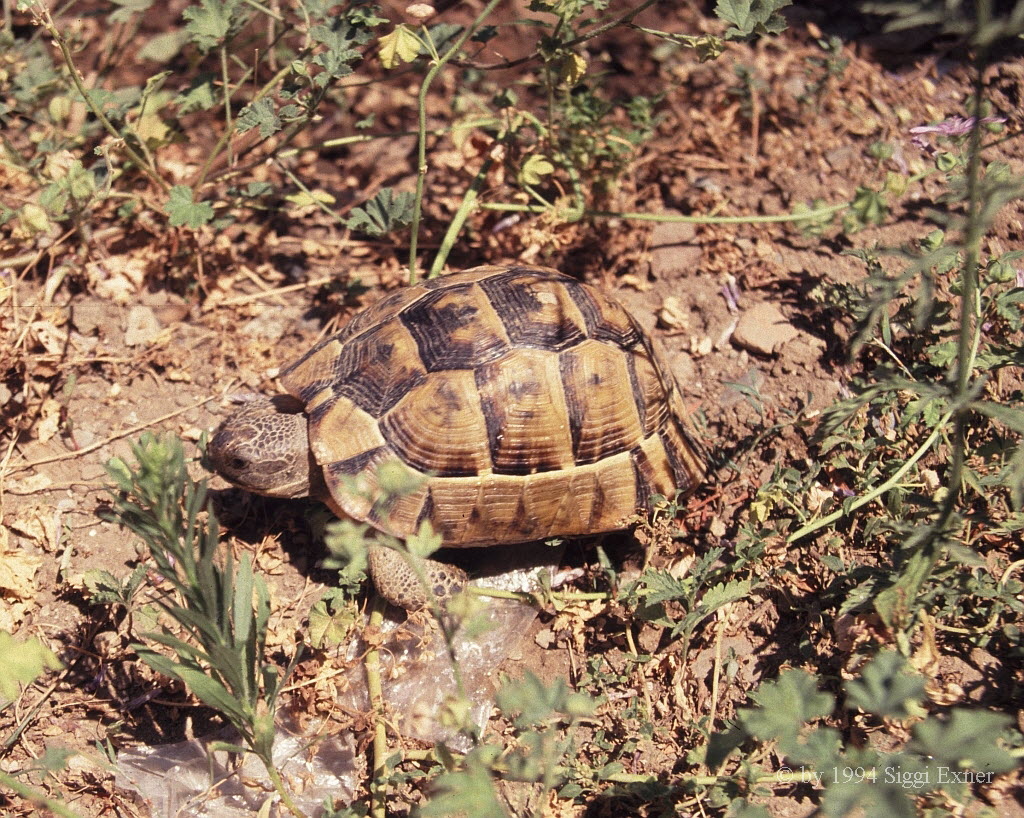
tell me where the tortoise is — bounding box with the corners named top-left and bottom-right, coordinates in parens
top-left (209, 264), bottom-right (706, 609)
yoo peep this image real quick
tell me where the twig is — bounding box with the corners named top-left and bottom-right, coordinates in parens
top-left (207, 276), bottom-right (337, 309)
top-left (786, 408), bottom-right (954, 543)
top-left (5, 395), bottom-right (221, 475)
top-left (365, 595), bottom-right (390, 818)
top-left (25, 3), bottom-right (168, 192)
top-left (408, 0), bottom-right (504, 283)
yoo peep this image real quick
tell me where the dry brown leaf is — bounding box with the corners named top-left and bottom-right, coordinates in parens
top-left (657, 295), bottom-right (690, 331)
top-left (0, 525), bottom-right (42, 600)
top-left (36, 397), bottom-right (62, 443)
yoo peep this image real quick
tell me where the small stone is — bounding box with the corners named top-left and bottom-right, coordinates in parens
top-left (242, 306), bottom-right (303, 342)
top-left (651, 244), bottom-right (702, 279)
top-left (124, 306), bottom-right (162, 347)
top-left (70, 300), bottom-right (113, 336)
top-left (650, 214), bottom-right (701, 278)
top-left (732, 302), bottom-right (799, 356)
top-left (690, 335), bottom-right (713, 357)
top-left (657, 295), bottom-right (690, 331)
top-left (650, 217), bottom-right (697, 247)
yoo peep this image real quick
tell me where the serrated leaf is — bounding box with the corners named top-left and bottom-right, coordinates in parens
top-left (635, 568), bottom-right (689, 606)
top-left (406, 521), bottom-right (442, 559)
top-left (236, 98), bottom-right (281, 138)
top-left (379, 25), bottom-right (421, 69)
top-left (520, 154), bottom-right (555, 186)
top-left (910, 710), bottom-right (1017, 774)
top-left (310, 23), bottom-right (362, 87)
top-left (345, 188), bottom-right (415, 236)
top-left (970, 399), bottom-right (1024, 433)
top-left (698, 579), bottom-right (752, 613)
top-left (166, 185), bottom-right (214, 228)
top-left (844, 651), bottom-right (926, 719)
top-left (0, 632), bottom-right (63, 701)
top-left (308, 595), bottom-right (357, 649)
top-left (739, 669), bottom-right (834, 743)
top-left (183, 0), bottom-right (238, 52)
top-left (714, 0), bottom-right (791, 41)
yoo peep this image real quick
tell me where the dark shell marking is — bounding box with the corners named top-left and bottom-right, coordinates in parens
top-left (280, 265), bottom-right (705, 546)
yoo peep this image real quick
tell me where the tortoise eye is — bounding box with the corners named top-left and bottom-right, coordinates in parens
top-left (230, 456), bottom-right (249, 470)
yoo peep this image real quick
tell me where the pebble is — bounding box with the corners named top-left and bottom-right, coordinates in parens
top-left (124, 306), bottom-right (162, 347)
top-left (732, 302), bottom-right (799, 356)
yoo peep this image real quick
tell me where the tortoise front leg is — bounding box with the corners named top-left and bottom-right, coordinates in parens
top-left (367, 546), bottom-right (469, 610)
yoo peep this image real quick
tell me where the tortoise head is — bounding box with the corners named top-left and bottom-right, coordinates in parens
top-left (208, 395), bottom-right (319, 500)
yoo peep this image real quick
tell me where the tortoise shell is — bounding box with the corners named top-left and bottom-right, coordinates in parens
top-left (280, 265), bottom-right (705, 545)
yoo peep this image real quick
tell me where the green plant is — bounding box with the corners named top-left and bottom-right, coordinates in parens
top-left (103, 433), bottom-right (305, 816)
top-left (736, 652), bottom-right (1022, 816)
top-left (411, 672), bottom-right (598, 818)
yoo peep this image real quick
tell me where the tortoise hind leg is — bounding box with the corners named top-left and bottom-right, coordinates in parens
top-left (367, 546), bottom-right (468, 610)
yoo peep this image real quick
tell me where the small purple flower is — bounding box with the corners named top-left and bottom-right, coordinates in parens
top-left (1015, 268), bottom-right (1024, 288)
top-left (909, 115), bottom-right (1007, 153)
top-left (721, 278), bottom-right (740, 314)
top-left (909, 115), bottom-right (1006, 137)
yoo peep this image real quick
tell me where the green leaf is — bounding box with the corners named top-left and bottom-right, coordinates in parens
top-left (634, 568), bottom-right (689, 606)
top-left (0, 632), bottom-right (63, 701)
top-left (425, 23), bottom-right (463, 55)
top-left (110, 0), bottom-right (154, 24)
top-left (378, 25), bottom-right (422, 69)
top-left (739, 669), bottom-right (834, 744)
top-left (345, 188), bottom-right (415, 236)
top-left (309, 23), bottom-right (363, 87)
top-left (406, 520), bottom-right (443, 559)
top-left (845, 651), bottom-right (927, 719)
top-left (308, 592), bottom-right (357, 649)
top-left (520, 154), bottom-right (555, 186)
top-left (714, 0), bottom-right (791, 41)
top-left (165, 185), bottom-right (214, 228)
top-left (420, 760), bottom-right (509, 818)
top-left (138, 30), bottom-right (191, 62)
top-left (174, 76), bottom-right (217, 113)
top-left (971, 399), bottom-right (1024, 434)
top-left (911, 710), bottom-right (1017, 775)
top-left (236, 98), bottom-right (281, 138)
top-left (183, 0), bottom-right (239, 52)
top-left (697, 579), bottom-right (753, 615)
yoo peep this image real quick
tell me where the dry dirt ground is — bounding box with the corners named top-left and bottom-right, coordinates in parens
top-left (1, 1), bottom-right (1023, 816)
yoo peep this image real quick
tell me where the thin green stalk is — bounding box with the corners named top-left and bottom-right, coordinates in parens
top-left (263, 762), bottom-right (308, 818)
top-left (275, 160), bottom-right (347, 224)
top-left (220, 45), bottom-right (235, 171)
top-left (787, 408), bottom-right (955, 543)
top-left (902, 3), bottom-right (993, 603)
top-left (194, 61), bottom-right (285, 188)
top-left (941, 10), bottom-right (991, 518)
top-left (366, 595), bottom-right (389, 818)
top-left (478, 200), bottom-right (847, 225)
top-left (0, 772), bottom-right (85, 818)
top-left (408, 0), bottom-right (504, 283)
top-left (429, 156), bottom-right (494, 277)
top-left (29, 3), bottom-right (168, 192)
